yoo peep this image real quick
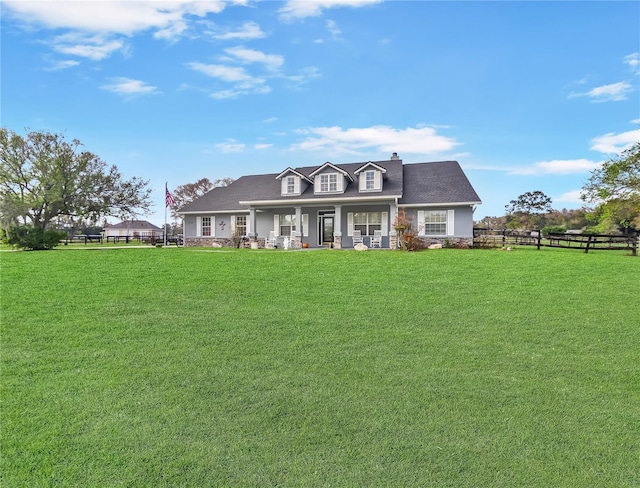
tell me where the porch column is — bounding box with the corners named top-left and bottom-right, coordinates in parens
top-left (389, 202), bottom-right (398, 249)
top-left (333, 205), bottom-right (342, 249)
top-left (292, 206), bottom-right (302, 249)
top-left (248, 208), bottom-right (257, 242)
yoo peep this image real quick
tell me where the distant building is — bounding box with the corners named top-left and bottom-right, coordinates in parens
top-left (103, 220), bottom-right (162, 238)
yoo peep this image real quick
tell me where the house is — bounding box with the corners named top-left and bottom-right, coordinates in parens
top-left (177, 154), bottom-right (481, 249)
top-left (103, 220), bottom-right (163, 239)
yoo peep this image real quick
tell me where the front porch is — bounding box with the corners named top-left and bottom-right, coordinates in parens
top-left (246, 203), bottom-right (397, 250)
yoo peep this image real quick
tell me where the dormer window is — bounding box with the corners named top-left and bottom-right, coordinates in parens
top-left (310, 162), bottom-right (352, 194)
top-left (286, 176), bottom-right (295, 194)
top-left (355, 162), bottom-right (386, 192)
top-left (364, 170), bottom-right (376, 190)
top-left (276, 168), bottom-right (312, 196)
top-left (320, 173), bottom-right (338, 192)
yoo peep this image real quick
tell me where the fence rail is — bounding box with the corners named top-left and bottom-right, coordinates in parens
top-left (473, 229), bottom-right (638, 255)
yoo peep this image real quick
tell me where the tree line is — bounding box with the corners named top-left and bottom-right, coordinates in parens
top-left (476, 142), bottom-right (640, 235)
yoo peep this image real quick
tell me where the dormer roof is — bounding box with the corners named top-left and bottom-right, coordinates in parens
top-left (354, 161), bottom-right (388, 175)
top-left (308, 162), bottom-right (354, 182)
top-left (275, 167), bottom-right (313, 183)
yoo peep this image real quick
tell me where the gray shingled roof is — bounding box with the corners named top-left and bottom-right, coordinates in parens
top-left (178, 159), bottom-right (480, 213)
top-left (104, 220), bottom-right (162, 230)
top-left (399, 161), bottom-right (481, 205)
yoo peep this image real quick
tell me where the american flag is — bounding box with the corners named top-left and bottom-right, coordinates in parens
top-left (165, 184), bottom-right (175, 207)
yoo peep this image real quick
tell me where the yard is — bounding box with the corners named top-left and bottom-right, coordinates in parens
top-left (1, 247), bottom-right (638, 486)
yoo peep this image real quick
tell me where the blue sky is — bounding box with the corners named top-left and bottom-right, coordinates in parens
top-left (2, 0), bottom-right (639, 226)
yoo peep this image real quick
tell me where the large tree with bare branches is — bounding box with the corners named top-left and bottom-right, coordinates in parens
top-left (168, 177), bottom-right (234, 220)
top-left (0, 128), bottom-right (152, 234)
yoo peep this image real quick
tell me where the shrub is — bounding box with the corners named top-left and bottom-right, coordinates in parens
top-left (7, 225), bottom-right (66, 250)
top-left (393, 209), bottom-right (423, 251)
top-left (541, 225), bottom-right (566, 236)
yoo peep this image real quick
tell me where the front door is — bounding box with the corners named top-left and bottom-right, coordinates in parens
top-left (320, 215), bottom-right (334, 246)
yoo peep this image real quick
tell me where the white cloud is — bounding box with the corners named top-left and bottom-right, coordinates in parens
top-left (209, 89), bottom-right (244, 99)
top-left (188, 62), bottom-right (263, 84)
top-left (284, 66), bottom-right (321, 87)
top-left (216, 140), bottom-right (245, 153)
top-left (263, 117), bottom-right (278, 123)
top-left (554, 190), bottom-right (584, 204)
top-left (632, 118), bottom-right (640, 125)
top-left (4, 1), bottom-right (228, 58)
top-left (3, 1), bottom-right (226, 36)
top-left (590, 129), bottom-right (640, 154)
top-left (326, 20), bottom-right (342, 40)
top-left (279, 0), bottom-right (382, 21)
top-left (224, 47), bottom-right (284, 70)
top-left (51, 33), bottom-right (125, 60)
top-left (291, 125), bottom-right (460, 156)
top-left (44, 59), bottom-right (80, 71)
top-left (624, 52), bottom-right (640, 74)
top-left (100, 77), bottom-right (159, 98)
top-left (210, 21), bottom-right (266, 40)
top-left (254, 143), bottom-right (272, 150)
top-left (509, 159), bottom-right (601, 176)
top-left (569, 81), bottom-right (633, 102)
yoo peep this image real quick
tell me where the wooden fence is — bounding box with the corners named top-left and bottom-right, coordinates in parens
top-left (473, 228), bottom-right (638, 255)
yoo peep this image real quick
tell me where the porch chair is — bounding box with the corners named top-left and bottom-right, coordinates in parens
top-left (352, 230), bottom-right (364, 246)
top-left (370, 230), bottom-right (382, 248)
top-left (266, 231), bottom-right (277, 248)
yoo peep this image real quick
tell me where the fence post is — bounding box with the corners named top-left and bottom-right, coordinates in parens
top-left (585, 235), bottom-right (593, 253)
top-left (536, 230), bottom-right (541, 250)
top-left (634, 234), bottom-right (639, 257)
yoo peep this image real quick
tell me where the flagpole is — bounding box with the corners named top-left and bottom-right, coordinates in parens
top-left (164, 182), bottom-right (168, 246)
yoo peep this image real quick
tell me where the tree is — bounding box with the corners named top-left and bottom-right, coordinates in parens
top-left (581, 142), bottom-right (640, 233)
top-left (474, 215), bottom-right (507, 229)
top-left (169, 177), bottom-right (234, 220)
top-left (0, 128), bottom-right (152, 234)
top-left (505, 191), bottom-right (553, 229)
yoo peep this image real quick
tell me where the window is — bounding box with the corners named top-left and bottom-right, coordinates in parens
top-left (286, 176), bottom-right (295, 194)
top-left (365, 170), bottom-right (375, 190)
top-left (277, 214), bottom-right (308, 236)
top-left (353, 212), bottom-right (382, 236)
top-left (235, 215), bottom-right (247, 236)
top-left (423, 211), bottom-right (447, 235)
top-left (279, 214), bottom-right (295, 236)
top-left (320, 173), bottom-right (338, 192)
top-left (201, 217), bottom-right (212, 237)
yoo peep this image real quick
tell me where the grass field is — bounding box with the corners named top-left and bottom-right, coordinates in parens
top-left (1, 247), bottom-right (639, 487)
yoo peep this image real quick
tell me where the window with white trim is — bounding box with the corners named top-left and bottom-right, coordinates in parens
top-left (353, 212), bottom-right (382, 236)
top-left (201, 216), bottom-right (212, 237)
top-left (320, 173), bottom-right (338, 192)
top-left (279, 214), bottom-right (295, 236)
top-left (235, 215), bottom-right (247, 236)
top-left (276, 214), bottom-right (309, 236)
top-left (286, 176), bottom-right (295, 194)
top-left (365, 170), bottom-right (375, 190)
top-left (423, 211), bottom-right (447, 235)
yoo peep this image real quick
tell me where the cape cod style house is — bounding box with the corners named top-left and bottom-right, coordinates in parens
top-left (177, 154), bottom-right (481, 249)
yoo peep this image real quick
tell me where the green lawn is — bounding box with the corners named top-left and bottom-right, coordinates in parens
top-left (1, 247), bottom-right (639, 487)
